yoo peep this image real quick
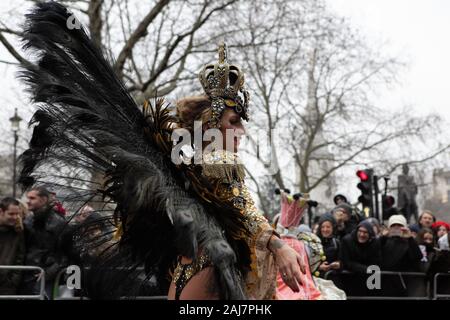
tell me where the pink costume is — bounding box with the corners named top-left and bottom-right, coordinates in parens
top-left (275, 192), bottom-right (323, 300)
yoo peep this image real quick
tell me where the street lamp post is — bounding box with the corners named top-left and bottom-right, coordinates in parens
top-left (9, 108), bottom-right (22, 198)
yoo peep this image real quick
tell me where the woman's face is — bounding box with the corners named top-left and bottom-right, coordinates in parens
top-left (437, 226), bottom-right (448, 239)
top-left (219, 108), bottom-right (245, 153)
top-left (320, 221), bottom-right (333, 238)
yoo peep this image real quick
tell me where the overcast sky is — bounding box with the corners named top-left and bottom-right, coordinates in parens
top-left (1, 1), bottom-right (449, 133)
top-left (327, 0), bottom-right (450, 122)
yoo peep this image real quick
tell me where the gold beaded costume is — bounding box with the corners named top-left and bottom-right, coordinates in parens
top-left (170, 44), bottom-right (279, 299)
top-left (177, 150), bottom-right (278, 299)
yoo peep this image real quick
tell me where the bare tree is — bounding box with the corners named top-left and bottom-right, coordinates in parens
top-left (234, 0), bottom-right (449, 214)
top-left (0, 0), bottom-right (247, 100)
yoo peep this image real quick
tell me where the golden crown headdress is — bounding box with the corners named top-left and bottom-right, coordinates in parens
top-left (198, 43), bottom-right (250, 127)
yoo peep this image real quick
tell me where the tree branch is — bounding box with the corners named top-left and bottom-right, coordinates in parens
top-left (0, 32), bottom-right (29, 65)
top-left (114, 0), bottom-right (171, 77)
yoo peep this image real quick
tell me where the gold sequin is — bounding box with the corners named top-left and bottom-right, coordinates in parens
top-left (173, 254), bottom-right (211, 285)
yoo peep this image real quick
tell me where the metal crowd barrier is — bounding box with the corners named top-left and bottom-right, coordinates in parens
top-left (51, 266), bottom-right (168, 300)
top-left (324, 270), bottom-right (430, 300)
top-left (433, 273), bottom-right (450, 300)
top-left (4, 265), bottom-right (444, 300)
top-left (122, 296), bottom-right (167, 300)
top-left (0, 265), bottom-right (45, 300)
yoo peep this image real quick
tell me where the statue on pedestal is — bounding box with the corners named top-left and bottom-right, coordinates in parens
top-left (397, 164), bottom-right (418, 224)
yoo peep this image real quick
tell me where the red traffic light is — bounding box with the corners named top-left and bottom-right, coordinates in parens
top-left (356, 170), bottom-right (369, 181)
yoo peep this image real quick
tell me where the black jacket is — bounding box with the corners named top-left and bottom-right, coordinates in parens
top-left (23, 206), bottom-right (68, 282)
top-left (0, 225), bottom-right (25, 294)
top-left (380, 236), bottom-right (422, 272)
top-left (340, 231), bottom-right (382, 274)
top-left (322, 237), bottom-right (341, 264)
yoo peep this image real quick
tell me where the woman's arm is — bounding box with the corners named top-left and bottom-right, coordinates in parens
top-left (267, 234), bottom-right (306, 292)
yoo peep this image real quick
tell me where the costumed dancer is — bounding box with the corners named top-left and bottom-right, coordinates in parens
top-left (17, 2), bottom-right (305, 300)
top-left (165, 42), bottom-right (308, 299)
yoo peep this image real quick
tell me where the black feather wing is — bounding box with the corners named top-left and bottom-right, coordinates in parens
top-left (18, 2), bottom-right (249, 299)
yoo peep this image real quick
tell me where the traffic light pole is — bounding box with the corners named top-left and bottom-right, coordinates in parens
top-left (373, 175), bottom-right (380, 221)
top-left (356, 169), bottom-right (374, 218)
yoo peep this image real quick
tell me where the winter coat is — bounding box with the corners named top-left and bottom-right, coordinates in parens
top-left (380, 235), bottom-right (422, 272)
top-left (340, 225), bottom-right (382, 274)
top-left (0, 225), bottom-right (25, 294)
top-left (23, 206), bottom-right (68, 282)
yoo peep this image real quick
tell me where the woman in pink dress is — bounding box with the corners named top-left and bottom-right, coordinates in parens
top-left (275, 190), bottom-right (323, 300)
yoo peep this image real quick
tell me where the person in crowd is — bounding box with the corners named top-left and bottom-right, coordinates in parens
top-left (333, 194), bottom-right (348, 206)
top-left (339, 220), bottom-right (382, 296)
top-left (21, 186), bottom-right (68, 299)
top-left (68, 211), bottom-right (112, 265)
top-left (415, 228), bottom-right (436, 273)
top-left (409, 224), bottom-right (421, 239)
top-left (316, 215), bottom-right (341, 276)
top-left (340, 220), bottom-right (382, 273)
top-left (410, 210), bottom-right (435, 232)
top-left (18, 201), bottom-right (29, 219)
top-left (438, 232), bottom-right (449, 251)
top-left (323, 203), bottom-right (360, 240)
top-left (0, 197), bottom-right (26, 295)
top-left (427, 225), bottom-right (450, 291)
top-left (380, 215), bottom-right (423, 298)
top-left (74, 205), bottom-right (94, 224)
top-left (432, 221), bottom-right (450, 243)
top-left (380, 215), bottom-right (422, 272)
top-left (47, 189), bottom-right (67, 217)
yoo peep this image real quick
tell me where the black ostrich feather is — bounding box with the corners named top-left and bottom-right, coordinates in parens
top-left (18, 1), bottom-right (250, 299)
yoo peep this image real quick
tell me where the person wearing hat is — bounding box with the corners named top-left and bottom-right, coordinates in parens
top-left (380, 215), bottom-right (422, 272)
top-left (333, 194), bottom-right (348, 206)
top-left (316, 215), bottom-right (341, 276)
top-left (340, 220), bottom-right (382, 274)
top-left (431, 221), bottom-right (450, 242)
top-left (325, 203), bottom-right (361, 240)
top-left (339, 220), bottom-right (382, 296)
top-left (380, 215), bottom-right (429, 296)
top-left (409, 224), bottom-right (421, 239)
